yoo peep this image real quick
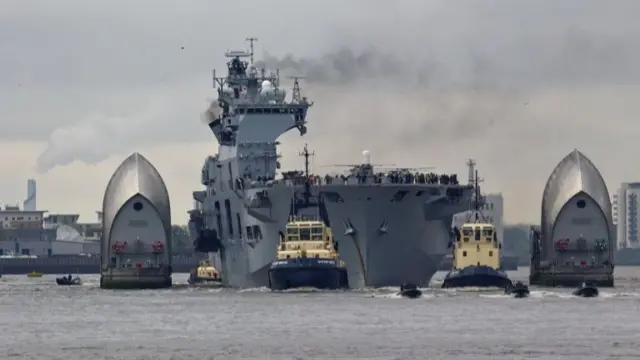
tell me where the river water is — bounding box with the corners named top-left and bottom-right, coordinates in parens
top-left (2, 267), bottom-right (640, 360)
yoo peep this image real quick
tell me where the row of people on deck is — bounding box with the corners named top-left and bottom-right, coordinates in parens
top-left (241, 172), bottom-right (460, 187)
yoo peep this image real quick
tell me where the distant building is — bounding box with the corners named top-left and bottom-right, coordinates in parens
top-left (0, 206), bottom-right (103, 257)
top-left (0, 205), bottom-right (52, 256)
top-left (614, 182), bottom-right (640, 249)
top-left (44, 213), bottom-right (100, 255)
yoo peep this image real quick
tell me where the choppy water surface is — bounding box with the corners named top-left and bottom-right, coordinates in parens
top-left (2, 267), bottom-right (640, 359)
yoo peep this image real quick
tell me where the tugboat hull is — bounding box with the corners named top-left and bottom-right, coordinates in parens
top-left (268, 258), bottom-right (348, 290)
top-left (187, 275), bottom-right (223, 287)
top-left (442, 265), bottom-right (512, 289)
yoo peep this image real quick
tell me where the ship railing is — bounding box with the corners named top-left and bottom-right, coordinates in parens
top-left (241, 173), bottom-right (470, 189)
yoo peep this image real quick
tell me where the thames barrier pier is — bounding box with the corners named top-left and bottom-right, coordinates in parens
top-left (100, 153), bottom-right (173, 289)
top-left (530, 149), bottom-right (614, 287)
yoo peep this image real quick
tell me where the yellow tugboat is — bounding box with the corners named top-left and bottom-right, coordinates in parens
top-left (188, 260), bottom-right (222, 287)
top-left (442, 168), bottom-right (513, 289)
top-left (268, 216), bottom-right (349, 290)
top-left (26, 271), bottom-right (43, 278)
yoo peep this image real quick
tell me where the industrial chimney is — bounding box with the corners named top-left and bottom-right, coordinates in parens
top-left (23, 179), bottom-right (37, 211)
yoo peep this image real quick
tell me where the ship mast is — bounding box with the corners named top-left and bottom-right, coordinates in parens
top-left (298, 144), bottom-right (315, 209)
top-left (299, 143), bottom-right (314, 179)
top-left (287, 76), bottom-right (307, 103)
top-left (467, 159), bottom-right (486, 223)
top-left (245, 37), bottom-right (258, 65)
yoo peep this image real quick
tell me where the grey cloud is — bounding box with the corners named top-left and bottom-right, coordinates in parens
top-left (2, 0), bottom-right (640, 183)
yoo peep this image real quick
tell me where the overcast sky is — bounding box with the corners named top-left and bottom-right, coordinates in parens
top-left (1, 0), bottom-right (639, 225)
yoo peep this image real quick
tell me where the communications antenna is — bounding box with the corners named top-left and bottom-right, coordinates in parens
top-left (465, 166), bottom-right (487, 224)
top-left (245, 37), bottom-right (258, 65)
top-left (286, 76), bottom-right (307, 102)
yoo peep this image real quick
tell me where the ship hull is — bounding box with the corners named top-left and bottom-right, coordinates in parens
top-left (442, 265), bottom-right (512, 289)
top-left (268, 258), bottom-right (348, 290)
top-left (100, 267), bottom-right (172, 289)
top-left (321, 185), bottom-right (472, 288)
top-left (201, 183), bottom-right (471, 289)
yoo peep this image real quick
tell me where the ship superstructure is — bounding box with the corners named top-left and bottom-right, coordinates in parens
top-left (189, 38), bottom-right (315, 288)
top-left (189, 38), bottom-right (477, 288)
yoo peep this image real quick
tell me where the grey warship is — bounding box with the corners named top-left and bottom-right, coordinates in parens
top-left (188, 38), bottom-right (476, 288)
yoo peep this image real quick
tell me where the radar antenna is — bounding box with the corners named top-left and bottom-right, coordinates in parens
top-left (245, 37), bottom-right (258, 65)
top-left (287, 76), bottom-right (307, 103)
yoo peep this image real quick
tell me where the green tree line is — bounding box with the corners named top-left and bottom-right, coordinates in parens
top-left (171, 225), bottom-right (192, 253)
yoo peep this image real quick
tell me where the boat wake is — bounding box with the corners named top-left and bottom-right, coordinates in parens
top-left (238, 286), bottom-right (271, 293)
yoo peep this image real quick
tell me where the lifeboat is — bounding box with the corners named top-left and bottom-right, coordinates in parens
top-left (504, 281), bottom-right (530, 298)
top-left (573, 282), bottom-right (599, 298)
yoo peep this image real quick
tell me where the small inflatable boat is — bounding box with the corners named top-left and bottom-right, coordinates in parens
top-left (504, 281), bottom-right (530, 298)
top-left (398, 283), bottom-right (422, 299)
top-left (56, 276), bottom-right (82, 286)
top-left (573, 282), bottom-right (598, 298)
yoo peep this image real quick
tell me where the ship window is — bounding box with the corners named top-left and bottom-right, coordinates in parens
top-left (482, 228), bottom-right (493, 237)
top-left (462, 228), bottom-right (473, 236)
top-left (133, 202), bottom-right (143, 211)
top-left (236, 213), bottom-right (242, 237)
top-left (215, 202), bottom-right (223, 237)
top-left (286, 228), bottom-right (299, 235)
top-left (577, 199), bottom-right (586, 209)
top-left (299, 228), bottom-right (311, 240)
top-left (474, 230), bottom-right (481, 241)
top-left (489, 251), bottom-right (493, 257)
top-left (224, 200), bottom-right (233, 237)
top-left (311, 227), bottom-right (324, 240)
top-left (252, 225), bottom-right (263, 240)
top-left (462, 251), bottom-right (467, 257)
top-left (246, 226), bottom-right (254, 239)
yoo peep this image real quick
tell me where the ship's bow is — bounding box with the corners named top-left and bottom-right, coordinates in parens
top-left (323, 185), bottom-right (462, 288)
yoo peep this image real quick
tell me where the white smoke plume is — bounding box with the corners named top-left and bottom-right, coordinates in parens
top-left (35, 102), bottom-right (169, 173)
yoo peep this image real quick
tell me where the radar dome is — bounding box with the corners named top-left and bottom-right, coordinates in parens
top-left (362, 150), bottom-right (371, 165)
top-left (260, 87), bottom-right (276, 99)
top-left (261, 80), bottom-right (272, 88)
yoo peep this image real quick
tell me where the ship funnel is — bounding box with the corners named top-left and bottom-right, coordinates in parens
top-left (362, 150), bottom-right (371, 165)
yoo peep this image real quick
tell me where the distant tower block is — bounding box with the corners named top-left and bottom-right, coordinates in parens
top-left (362, 150), bottom-right (371, 165)
top-left (466, 159), bottom-right (476, 185)
top-left (530, 149), bottom-right (614, 287)
top-left (101, 153), bottom-right (173, 289)
top-left (23, 179), bottom-right (37, 211)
